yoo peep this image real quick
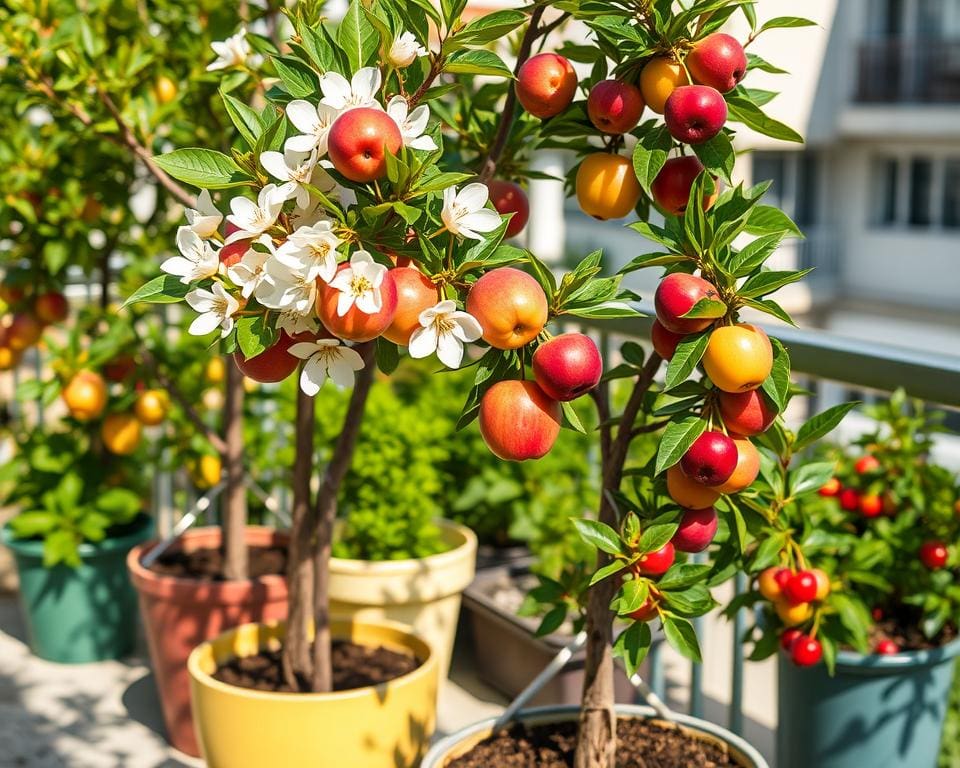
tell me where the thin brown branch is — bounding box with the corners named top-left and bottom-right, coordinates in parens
top-left (221, 357), bottom-right (248, 581)
top-left (477, 5), bottom-right (547, 183)
top-left (534, 11), bottom-right (571, 45)
top-left (141, 350), bottom-right (227, 455)
top-left (606, 353), bottom-right (662, 482)
top-left (631, 419), bottom-right (669, 438)
top-left (408, 54), bottom-right (446, 108)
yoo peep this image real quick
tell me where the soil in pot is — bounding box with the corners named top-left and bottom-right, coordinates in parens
top-left (213, 642), bottom-right (421, 693)
top-left (869, 603), bottom-right (956, 651)
top-left (148, 544), bottom-right (287, 580)
top-left (446, 719), bottom-right (740, 768)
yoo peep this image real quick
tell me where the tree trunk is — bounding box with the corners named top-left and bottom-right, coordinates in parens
top-left (575, 354), bottom-right (662, 768)
top-left (311, 346), bottom-right (376, 693)
top-left (221, 356), bottom-right (248, 581)
top-left (282, 384), bottom-right (317, 690)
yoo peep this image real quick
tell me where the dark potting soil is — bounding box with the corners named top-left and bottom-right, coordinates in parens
top-left (446, 719), bottom-right (741, 768)
top-left (212, 642), bottom-right (420, 693)
top-left (148, 545), bottom-right (287, 581)
top-left (870, 603), bottom-right (957, 651)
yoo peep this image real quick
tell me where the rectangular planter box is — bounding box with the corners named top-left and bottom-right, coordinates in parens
top-left (463, 562), bottom-right (650, 707)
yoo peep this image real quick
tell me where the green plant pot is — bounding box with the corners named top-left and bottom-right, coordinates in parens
top-left (2, 515), bottom-right (153, 663)
top-left (777, 636), bottom-right (960, 768)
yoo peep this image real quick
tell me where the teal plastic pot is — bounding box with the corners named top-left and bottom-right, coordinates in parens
top-left (423, 704), bottom-right (768, 767)
top-left (2, 515), bottom-right (153, 663)
top-left (777, 636), bottom-right (960, 768)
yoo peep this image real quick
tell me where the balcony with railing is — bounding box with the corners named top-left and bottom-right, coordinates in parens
top-left (856, 39), bottom-right (960, 104)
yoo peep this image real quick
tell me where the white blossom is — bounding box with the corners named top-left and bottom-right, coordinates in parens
top-left (256, 256), bottom-right (317, 314)
top-left (184, 190), bottom-right (223, 238)
top-left (386, 96), bottom-right (437, 152)
top-left (319, 67), bottom-right (382, 112)
top-left (260, 148), bottom-right (324, 209)
top-left (225, 184), bottom-right (285, 243)
top-left (441, 183), bottom-right (502, 241)
top-left (206, 28), bottom-right (260, 72)
top-left (185, 282), bottom-right (240, 338)
top-left (327, 250), bottom-right (387, 317)
top-left (277, 309), bottom-right (320, 337)
top-left (161, 226), bottom-right (220, 284)
top-left (284, 100), bottom-right (339, 155)
top-left (290, 338), bottom-right (365, 394)
top-left (408, 300), bottom-right (483, 369)
top-left (226, 234), bottom-right (273, 299)
top-left (276, 221), bottom-right (342, 284)
top-left (388, 31), bottom-right (428, 68)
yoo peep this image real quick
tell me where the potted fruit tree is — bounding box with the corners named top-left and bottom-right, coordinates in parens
top-left (740, 389), bottom-right (960, 768)
top-left (125, 2), bottom-right (825, 767)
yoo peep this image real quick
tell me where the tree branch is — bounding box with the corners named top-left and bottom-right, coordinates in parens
top-left (477, 5), bottom-right (547, 183)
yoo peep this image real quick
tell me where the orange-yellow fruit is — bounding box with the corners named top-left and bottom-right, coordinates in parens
top-left (204, 357), bottom-right (226, 385)
top-left (62, 370), bottom-right (107, 421)
top-left (775, 599), bottom-right (813, 627)
top-left (716, 436), bottom-right (761, 494)
top-left (703, 324), bottom-right (773, 393)
top-left (640, 57), bottom-right (690, 114)
top-left (576, 153), bottom-right (642, 220)
top-left (193, 454), bottom-right (222, 489)
top-left (812, 568), bottom-right (831, 601)
top-left (134, 389), bottom-right (170, 426)
top-left (666, 465), bottom-right (721, 509)
top-left (155, 75), bottom-right (177, 104)
top-left (0, 346), bottom-right (21, 371)
top-left (466, 267), bottom-right (548, 350)
top-left (758, 567), bottom-right (787, 602)
top-left (101, 413), bottom-right (142, 455)
top-left (383, 268), bottom-right (438, 346)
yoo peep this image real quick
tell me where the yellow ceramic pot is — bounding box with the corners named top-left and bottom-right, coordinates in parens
top-left (329, 519), bottom-right (477, 678)
top-left (188, 618), bottom-right (438, 768)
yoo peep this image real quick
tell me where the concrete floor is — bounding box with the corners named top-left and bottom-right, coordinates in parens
top-left (0, 586), bottom-right (777, 767)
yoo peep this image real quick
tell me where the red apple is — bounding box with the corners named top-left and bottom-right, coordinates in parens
top-left (316, 262), bottom-right (399, 342)
top-left (671, 507), bottom-right (718, 553)
top-left (780, 628), bottom-right (802, 652)
top-left (654, 273), bottom-right (720, 334)
top-left (234, 330), bottom-right (313, 383)
top-left (651, 156), bottom-right (718, 216)
top-left (664, 85), bottom-right (728, 145)
top-left (632, 542), bottom-right (676, 577)
top-left (680, 430), bottom-right (738, 486)
top-left (383, 267), bottom-right (437, 346)
top-left (651, 320), bottom-right (684, 361)
top-left (104, 355), bottom-right (136, 383)
top-left (478, 380), bottom-right (561, 461)
top-left (859, 493), bottom-right (883, 518)
top-left (466, 267), bottom-right (548, 350)
top-left (718, 389), bottom-right (776, 436)
top-left (783, 571), bottom-right (818, 605)
top-left (34, 291), bottom-right (68, 324)
top-left (531, 333), bottom-right (602, 402)
top-left (818, 478), bottom-right (842, 498)
top-left (327, 107), bottom-right (403, 183)
top-left (7, 313), bottom-right (42, 350)
top-left (876, 639), bottom-right (899, 655)
top-left (627, 597), bottom-right (659, 622)
top-left (855, 455), bottom-right (881, 474)
top-left (686, 33), bottom-right (747, 93)
top-left (220, 221), bottom-right (250, 268)
top-left (515, 53), bottom-right (578, 119)
top-left (791, 635), bottom-right (823, 667)
top-left (587, 79), bottom-right (645, 134)
top-left (485, 180), bottom-right (529, 239)
top-left (919, 540), bottom-right (948, 570)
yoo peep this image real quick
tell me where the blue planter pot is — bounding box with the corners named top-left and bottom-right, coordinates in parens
top-left (2, 515), bottom-right (153, 663)
top-left (777, 637), bottom-right (960, 768)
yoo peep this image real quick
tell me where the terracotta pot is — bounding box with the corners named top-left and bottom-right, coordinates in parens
top-left (189, 618), bottom-right (439, 768)
top-left (329, 519), bottom-right (477, 678)
top-left (127, 526), bottom-right (288, 757)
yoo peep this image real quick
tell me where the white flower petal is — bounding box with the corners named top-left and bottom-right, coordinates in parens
top-left (460, 208), bottom-right (502, 234)
top-left (289, 342), bottom-right (321, 360)
top-left (408, 324), bottom-right (438, 359)
top-left (261, 151), bottom-right (292, 181)
top-left (408, 135), bottom-right (438, 151)
top-left (189, 312), bottom-right (222, 336)
top-left (286, 100), bottom-right (320, 134)
top-left (457, 183), bottom-right (491, 211)
top-left (451, 312), bottom-right (483, 342)
top-left (336, 291), bottom-right (355, 317)
top-left (436, 332), bottom-right (465, 369)
top-left (299, 356), bottom-right (326, 396)
top-left (351, 67), bottom-right (382, 101)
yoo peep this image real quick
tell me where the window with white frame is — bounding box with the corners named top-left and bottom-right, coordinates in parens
top-left (870, 155), bottom-right (960, 229)
top-left (751, 151), bottom-right (820, 228)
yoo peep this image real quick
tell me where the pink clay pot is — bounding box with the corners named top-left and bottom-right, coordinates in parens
top-left (127, 526), bottom-right (288, 757)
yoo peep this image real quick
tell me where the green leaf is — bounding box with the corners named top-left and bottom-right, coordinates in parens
top-left (572, 518), bottom-right (624, 556)
top-left (614, 621), bottom-right (652, 677)
top-left (618, 579), bottom-right (651, 614)
top-left (565, 301), bottom-right (643, 319)
top-left (452, 10), bottom-right (526, 46)
top-left (95, 488), bottom-right (141, 517)
top-left (632, 124), bottom-right (673, 196)
top-left (561, 401), bottom-right (587, 434)
top-left (726, 96), bottom-right (803, 143)
top-left (271, 56), bottom-right (319, 98)
top-left (664, 331), bottom-right (710, 389)
top-left (338, 0), bottom-right (379, 72)
top-left (221, 91), bottom-right (263, 148)
top-left (662, 614), bottom-right (702, 662)
top-left (661, 584), bottom-right (714, 615)
top-left (122, 275), bottom-right (190, 307)
top-left (375, 338), bottom-right (400, 375)
top-left (153, 149), bottom-right (254, 190)
top-left (620, 252), bottom-right (692, 273)
top-left (691, 131), bottom-right (735, 186)
top-left (536, 605), bottom-right (567, 637)
top-left (681, 297), bottom-right (727, 319)
top-left (745, 205), bottom-right (803, 238)
top-left (728, 233), bottom-right (785, 276)
top-left (761, 337), bottom-right (791, 411)
top-left (790, 462), bottom-right (837, 497)
top-left (637, 522), bottom-right (680, 555)
top-left (655, 416), bottom-right (707, 475)
top-left (445, 49), bottom-right (513, 78)
top-left (236, 314), bottom-right (275, 359)
top-left (746, 53), bottom-right (788, 75)
top-left (759, 16), bottom-right (817, 33)
top-left (794, 402), bottom-right (858, 451)
top-left (8, 511), bottom-right (57, 538)
top-left (525, 252), bottom-right (557, 298)
top-left (590, 559), bottom-right (629, 586)
top-left (739, 268), bottom-right (813, 299)
top-left (657, 563), bottom-right (712, 590)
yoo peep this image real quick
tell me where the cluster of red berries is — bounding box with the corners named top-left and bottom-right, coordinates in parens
top-left (759, 565), bottom-right (831, 666)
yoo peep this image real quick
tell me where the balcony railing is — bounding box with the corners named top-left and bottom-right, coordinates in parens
top-left (856, 39), bottom-right (960, 103)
